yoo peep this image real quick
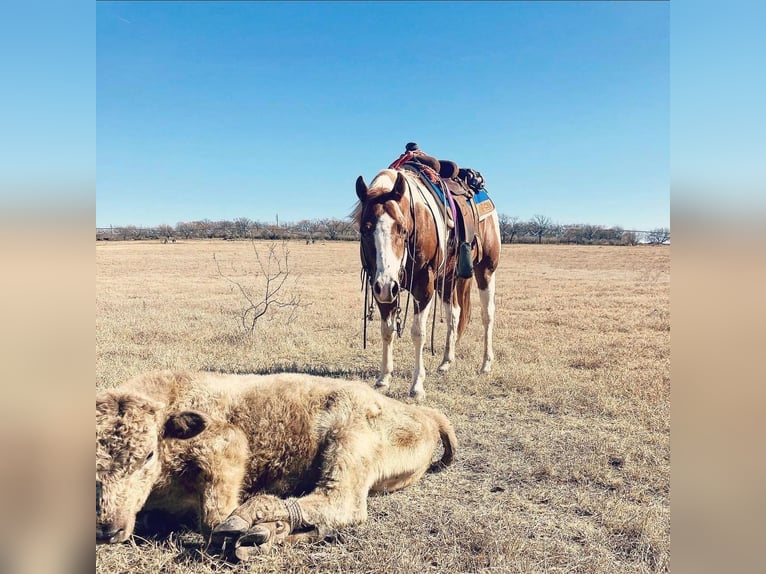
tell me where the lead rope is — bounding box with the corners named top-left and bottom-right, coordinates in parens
top-left (362, 268), bottom-right (369, 349)
top-left (361, 242), bottom-right (375, 349)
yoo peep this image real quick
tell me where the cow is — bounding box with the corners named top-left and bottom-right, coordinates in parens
top-left (96, 370), bottom-right (456, 560)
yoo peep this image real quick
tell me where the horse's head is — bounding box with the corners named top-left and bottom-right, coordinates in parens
top-left (354, 170), bottom-right (411, 304)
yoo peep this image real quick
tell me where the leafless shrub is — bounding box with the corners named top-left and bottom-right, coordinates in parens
top-left (647, 227), bottom-right (671, 245)
top-left (214, 241), bottom-right (303, 336)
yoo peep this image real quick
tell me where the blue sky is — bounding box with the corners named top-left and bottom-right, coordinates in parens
top-left (97, 1), bottom-right (669, 230)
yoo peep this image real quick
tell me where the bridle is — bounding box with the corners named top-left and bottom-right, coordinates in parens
top-left (360, 175), bottom-right (418, 347)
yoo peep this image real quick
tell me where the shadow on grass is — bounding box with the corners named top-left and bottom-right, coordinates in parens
top-left (203, 362), bottom-right (381, 380)
top-left (132, 519), bottom-right (223, 566)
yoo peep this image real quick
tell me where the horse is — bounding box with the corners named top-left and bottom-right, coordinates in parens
top-left (353, 167), bottom-right (501, 400)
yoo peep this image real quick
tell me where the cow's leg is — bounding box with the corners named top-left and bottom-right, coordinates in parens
top-left (196, 424), bottom-right (250, 536)
top-left (437, 288), bottom-right (461, 374)
top-left (211, 426), bottom-right (375, 559)
top-left (478, 272), bottom-right (496, 373)
top-left (376, 302), bottom-right (396, 389)
top-left (410, 295), bottom-right (434, 401)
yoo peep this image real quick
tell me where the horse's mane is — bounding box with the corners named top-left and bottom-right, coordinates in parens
top-left (350, 201), bottom-right (363, 228)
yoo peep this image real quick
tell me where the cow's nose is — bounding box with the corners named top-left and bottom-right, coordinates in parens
top-left (96, 523), bottom-right (125, 544)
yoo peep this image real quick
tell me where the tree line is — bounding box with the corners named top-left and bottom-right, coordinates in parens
top-left (96, 215), bottom-right (670, 245)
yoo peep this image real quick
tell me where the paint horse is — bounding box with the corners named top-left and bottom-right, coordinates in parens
top-left (354, 167), bottom-right (501, 400)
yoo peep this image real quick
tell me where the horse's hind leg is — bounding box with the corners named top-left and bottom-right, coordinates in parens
top-left (476, 268), bottom-right (496, 374)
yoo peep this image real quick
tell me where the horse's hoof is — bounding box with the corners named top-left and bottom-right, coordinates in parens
top-left (409, 389), bottom-right (426, 401)
top-left (437, 362), bottom-right (451, 373)
top-left (375, 375), bottom-right (392, 389)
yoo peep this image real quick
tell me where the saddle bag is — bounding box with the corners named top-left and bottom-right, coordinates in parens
top-left (458, 168), bottom-right (486, 193)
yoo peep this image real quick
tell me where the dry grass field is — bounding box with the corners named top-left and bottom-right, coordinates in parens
top-left (96, 240), bottom-right (669, 573)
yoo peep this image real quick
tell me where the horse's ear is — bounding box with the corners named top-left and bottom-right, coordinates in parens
top-left (356, 176), bottom-right (368, 201)
top-left (391, 172), bottom-right (406, 201)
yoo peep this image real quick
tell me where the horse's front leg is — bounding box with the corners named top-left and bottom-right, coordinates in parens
top-left (409, 296), bottom-right (434, 401)
top-left (376, 303), bottom-right (396, 389)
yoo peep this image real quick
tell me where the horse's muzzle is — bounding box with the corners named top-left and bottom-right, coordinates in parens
top-left (373, 278), bottom-right (399, 303)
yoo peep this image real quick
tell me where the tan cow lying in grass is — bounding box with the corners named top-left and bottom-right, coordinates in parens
top-left (96, 370), bottom-right (456, 560)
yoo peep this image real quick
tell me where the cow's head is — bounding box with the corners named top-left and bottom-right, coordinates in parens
top-left (95, 391), bottom-right (208, 544)
top-left (355, 171), bottom-right (411, 304)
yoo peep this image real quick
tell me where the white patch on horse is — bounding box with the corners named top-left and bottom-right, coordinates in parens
top-left (373, 213), bottom-right (403, 302)
top-left (410, 175), bottom-right (448, 270)
top-left (370, 169), bottom-right (397, 190)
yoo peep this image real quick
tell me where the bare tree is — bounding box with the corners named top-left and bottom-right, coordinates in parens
top-left (647, 227), bottom-right (671, 245)
top-left (175, 221), bottom-right (194, 239)
top-left (621, 230), bottom-right (638, 246)
top-left (156, 224), bottom-right (173, 240)
top-left (321, 218), bottom-right (354, 241)
top-left (498, 214), bottom-right (520, 243)
top-left (233, 217), bottom-right (253, 238)
top-left (214, 241), bottom-right (303, 335)
top-left (530, 214), bottom-right (552, 244)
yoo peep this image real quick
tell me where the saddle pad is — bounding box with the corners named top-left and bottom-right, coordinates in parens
top-left (474, 189), bottom-right (496, 221)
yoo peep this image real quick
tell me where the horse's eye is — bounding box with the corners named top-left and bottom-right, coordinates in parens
top-left (145, 451), bottom-right (155, 464)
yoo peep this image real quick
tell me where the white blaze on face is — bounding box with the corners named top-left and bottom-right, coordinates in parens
top-left (374, 212), bottom-right (401, 287)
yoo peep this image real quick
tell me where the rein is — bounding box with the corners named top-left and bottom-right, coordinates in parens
top-left (397, 176), bottom-right (417, 339)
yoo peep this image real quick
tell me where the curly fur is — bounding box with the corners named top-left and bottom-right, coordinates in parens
top-left (95, 370), bottom-right (456, 545)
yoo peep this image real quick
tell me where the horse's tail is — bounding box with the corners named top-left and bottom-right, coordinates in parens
top-left (456, 277), bottom-right (472, 341)
top-left (424, 407), bottom-right (457, 471)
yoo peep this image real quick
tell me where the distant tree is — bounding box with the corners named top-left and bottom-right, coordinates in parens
top-left (115, 225), bottom-right (143, 240)
top-left (157, 224), bottom-right (173, 238)
top-left (530, 214), bottom-right (552, 244)
top-left (498, 214), bottom-right (520, 243)
top-left (321, 218), bottom-right (354, 241)
top-left (293, 219), bottom-right (315, 240)
top-left (191, 219), bottom-right (213, 238)
top-left (233, 217), bottom-right (253, 238)
top-left (621, 230), bottom-right (638, 246)
top-left (175, 221), bottom-right (194, 239)
top-left (647, 227), bottom-right (671, 245)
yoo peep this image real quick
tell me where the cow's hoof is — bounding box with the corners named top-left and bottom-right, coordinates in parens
top-left (213, 515), bottom-right (249, 536)
top-left (232, 521), bottom-right (290, 561)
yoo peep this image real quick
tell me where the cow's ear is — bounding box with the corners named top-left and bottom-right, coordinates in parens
top-left (163, 411), bottom-right (208, 440)
top-left (356, 176), bottom-right (368, 201)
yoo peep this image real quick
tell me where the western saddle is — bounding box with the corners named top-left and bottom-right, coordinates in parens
top-left (389, 142), bottom-right (492, 278)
